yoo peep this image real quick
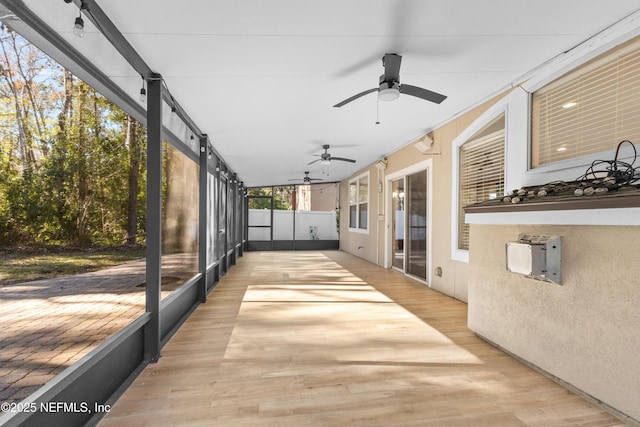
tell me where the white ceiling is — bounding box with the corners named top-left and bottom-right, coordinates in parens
top-left (15, 0), bottom-right (640, 186)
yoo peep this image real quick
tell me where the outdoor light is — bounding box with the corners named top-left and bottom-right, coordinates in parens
top-left (72, 1), bottom-right (87, 37)
top-left (139, 78), bottom-right (146, 103)
top-left (73, 16), bottom-right (84, 37)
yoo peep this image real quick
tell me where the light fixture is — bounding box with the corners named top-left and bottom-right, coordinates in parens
top-left (414, 134), bottom-right (433, 153)
top-left (378, 77), bottom-right (400, 102)
top-left (139, 77), bottom-right (146, 103)
top-left (375, 158), bottom-right (387, 170)
top-left (562, 101), bottom-right (577, 109)
top-left (556, 146), bottom-right (568, 152)
top-left (72, 1), bottom-right (87, 37)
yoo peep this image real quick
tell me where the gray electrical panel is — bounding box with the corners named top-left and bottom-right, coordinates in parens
top-left (506, 234), bottom-right (562, 284)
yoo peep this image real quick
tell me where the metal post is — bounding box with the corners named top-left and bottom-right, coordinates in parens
top-left (144, 74), bottom-right (162, 363)
top-left (198, 136), bottom-right (208, 303)
top-left (292, 189), bottom-right (297, 250)
top-left (214, 160), bottom-right (220, 275)
top-left (243, 187), bottom-right (248, 252)
top-left (270, 187), bottom-right (274, 250)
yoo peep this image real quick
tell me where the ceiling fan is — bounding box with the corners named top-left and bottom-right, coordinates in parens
top-left (333, 53), bottom-right (447, 107)
top-left (288, 171), bottom-right (323, 184)
top-left (308, 144), bottom-right (356, 165)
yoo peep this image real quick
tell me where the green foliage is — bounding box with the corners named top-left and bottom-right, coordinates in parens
top-left (0, 26), bottom-right (147, 247)
top-left (248, 186), bottom-right (293, 210)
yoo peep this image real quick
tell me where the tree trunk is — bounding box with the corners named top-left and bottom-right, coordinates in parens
top-left (125, 115), bottom-right (141, 245)
top-left (9, 30), bottom-right (46, 150)
top-left (0, 32), bottom-right (32, 172)
top-left (75, 84), bottom-right (91, 245)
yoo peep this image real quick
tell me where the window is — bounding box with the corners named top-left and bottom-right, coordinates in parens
top-left (532, 36), bottom-right (640, 167)
top-left (458, 116), bottom-right (505, 251)
top-left (348, 173), bottom-right (368, 231)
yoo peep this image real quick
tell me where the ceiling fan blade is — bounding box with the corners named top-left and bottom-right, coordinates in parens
top-left (307, 158), bottom-right (322, 165)
top-left (309, 178), bottom-right (324, 181)
top-left (333, 88), bottom-right (378, 108)
top-left (400, 84), bottom-right (447, 104)
top-left (331, 157), bottom-right (356, 163)
top-left (383, 53), bottom-right (402, 82)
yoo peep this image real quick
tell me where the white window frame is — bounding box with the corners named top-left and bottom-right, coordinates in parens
top-left (451, 91), bottom-right (526, 263)
top-left (348, 172), bottom-right (369, 233)
top-left (519, 18), bottom-right (640, 186)
top-left (463, 14), bottom-right (640, 229)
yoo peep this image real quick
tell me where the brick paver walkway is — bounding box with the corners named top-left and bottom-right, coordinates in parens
top-left (0, 255), bottom-right (194, 404)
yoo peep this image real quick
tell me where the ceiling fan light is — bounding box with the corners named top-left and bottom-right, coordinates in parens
top-left (378, 82), bottom-right (400, 102)
top-left (321, 159), bottom-right (331, 165)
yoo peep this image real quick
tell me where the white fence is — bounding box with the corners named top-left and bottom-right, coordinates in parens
top-left (248, 209), bottom-right (339, 241)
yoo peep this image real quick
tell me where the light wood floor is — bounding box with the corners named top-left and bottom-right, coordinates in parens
top-left (99, 251), bottom-right (627, 426)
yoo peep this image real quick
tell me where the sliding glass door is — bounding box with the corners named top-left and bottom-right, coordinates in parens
top-left (406, 171), bottom-right (427, 280)
top-left (390, 169), bottom-right (429, 282)
top-left (391, 178), bottom-right (405, 269)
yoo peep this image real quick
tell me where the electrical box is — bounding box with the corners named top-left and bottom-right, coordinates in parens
top-left (506, 235), bottom-right (561, 284)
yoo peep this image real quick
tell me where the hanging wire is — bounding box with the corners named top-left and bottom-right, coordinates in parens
top-left (575, 140), bottom-right (639, 185)
top-left (501, 140), bottom-right (640, 204)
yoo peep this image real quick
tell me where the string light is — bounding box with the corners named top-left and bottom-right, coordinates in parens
top-left (139, 76), bottom-right (146, 103)
top-left (73, 1), bottom-right (87, 37)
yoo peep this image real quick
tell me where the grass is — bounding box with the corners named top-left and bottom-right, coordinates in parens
top-left (0, 247), bottom-right (146, 286)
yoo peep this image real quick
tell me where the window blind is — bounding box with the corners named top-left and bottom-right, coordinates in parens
top-left (532, 36), bottom-right (640, 167)
top-left (458, 130), bottom-right (505, 250)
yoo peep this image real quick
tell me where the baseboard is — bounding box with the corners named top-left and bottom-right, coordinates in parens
top-left (475, 333), bottom-right (639, 427)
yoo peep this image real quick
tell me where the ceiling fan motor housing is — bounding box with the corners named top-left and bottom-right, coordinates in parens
top-left (378, 75), bottom-right (400, 101)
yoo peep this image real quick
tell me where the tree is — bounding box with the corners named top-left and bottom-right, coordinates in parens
top-left (247, 186), bottom-right (293, 210)
top-left (125, 114), bottom-right (143, 245)
top-left (0, 26), bottom-right (147, 248)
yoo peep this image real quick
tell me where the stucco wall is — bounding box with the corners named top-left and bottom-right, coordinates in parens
top-left (339, 165), bottom-right (381, 264)
top-left (468, 224), bottom-right (640, 421)
top-left (309, 183), bottom-right (339, 212)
